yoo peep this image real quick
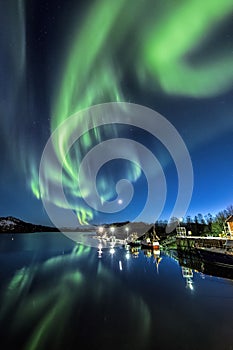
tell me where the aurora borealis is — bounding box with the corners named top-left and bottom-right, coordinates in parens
top-left (1, 0), bottom-right (233, 226)
top-left (142, 0), bottom-right (233, 97)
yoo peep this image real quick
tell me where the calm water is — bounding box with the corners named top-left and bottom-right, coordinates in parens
top-left (0, 233), bottom-right (232, 350)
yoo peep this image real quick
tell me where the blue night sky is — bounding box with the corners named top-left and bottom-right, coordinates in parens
top-left (0, 0), bottom-right (233, 226)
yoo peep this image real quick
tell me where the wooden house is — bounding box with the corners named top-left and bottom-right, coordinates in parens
top-left (225, 215), bottom-right (233, 236)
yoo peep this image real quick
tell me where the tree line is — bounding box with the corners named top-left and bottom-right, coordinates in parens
top-left (155, 205), bottom-right (233, 237)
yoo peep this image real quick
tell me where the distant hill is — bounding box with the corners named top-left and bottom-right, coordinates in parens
top-left (0, 216), bottom-right (153, 236)
top-left (0, 216), bottom-right (59, 233)
top-left (98, 221), bottom-right (130, 228)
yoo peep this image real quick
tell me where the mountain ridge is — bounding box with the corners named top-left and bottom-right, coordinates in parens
top-left (0, 216), bottom-right (59, 233)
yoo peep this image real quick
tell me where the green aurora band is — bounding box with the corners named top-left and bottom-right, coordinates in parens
top-left (29, 0), bottom-right (233, 225)
top-left (40, 0), bottom-right (142, 224)
top-left (142, 0), bottom-right (233, 97)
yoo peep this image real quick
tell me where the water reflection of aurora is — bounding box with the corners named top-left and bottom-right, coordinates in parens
top-left (0, 245), bottom-right (150, 349)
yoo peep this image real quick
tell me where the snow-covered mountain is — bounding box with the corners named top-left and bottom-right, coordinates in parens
top-left (0, 216), bottom-right (58, 233)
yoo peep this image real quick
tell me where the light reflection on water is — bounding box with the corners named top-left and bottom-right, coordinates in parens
top-left (0, 232), bottom-right (233, 350)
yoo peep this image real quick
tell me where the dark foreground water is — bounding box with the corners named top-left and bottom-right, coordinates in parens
top-left (0, 233), bottom-right (232, 350)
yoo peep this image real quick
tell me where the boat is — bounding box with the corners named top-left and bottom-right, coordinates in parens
top-left (141, 237), bottom-right (160, 250)
top-left (193, 238), bottom-right (233, 267)
top-left (127, 239), bottom-right (141, 247)
top-left (141, 228), bottom-right (160, 250)
top-left (176, 246), bottom-right (233, 280)
top-left (127, 232), bottom-right (141, 247)
top-left (195, 246), bottom-right (233, 268)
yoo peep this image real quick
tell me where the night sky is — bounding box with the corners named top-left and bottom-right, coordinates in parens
top-left (1, 0), bottom-right (233, 227)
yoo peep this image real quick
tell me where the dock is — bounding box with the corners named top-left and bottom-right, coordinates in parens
top-left (176, 236), bottom-right (233, 250)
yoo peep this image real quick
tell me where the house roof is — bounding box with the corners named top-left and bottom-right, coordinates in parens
top-left (226, 215), bottom-right (233, 222)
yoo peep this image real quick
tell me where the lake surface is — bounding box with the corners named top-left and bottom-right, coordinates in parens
top-left (0, 232), bottom-right (233, 350)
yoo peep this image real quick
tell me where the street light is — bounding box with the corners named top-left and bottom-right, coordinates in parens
top-left (98, 226), bottom-right (104, 234)
top-left (110, 226), bottom-right (115, 234)
top-left (125, 226), bottom-right (129, 239)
